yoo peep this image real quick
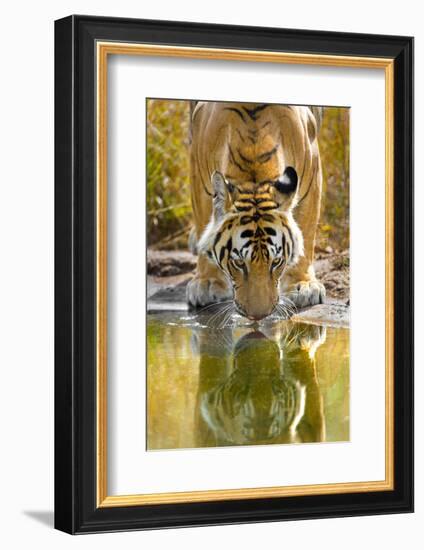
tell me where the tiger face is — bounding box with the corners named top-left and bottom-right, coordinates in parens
top-left (200, 331), bottom-right (305, 445)
top-left (198, 169), bottom-right (304, 320)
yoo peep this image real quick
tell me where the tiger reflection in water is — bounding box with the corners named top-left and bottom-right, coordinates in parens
top-left (194, 323), bottom-right (326, 447)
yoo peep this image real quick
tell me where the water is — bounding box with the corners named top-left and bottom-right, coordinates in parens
top-left (147, 309), bottom-right (350, 450)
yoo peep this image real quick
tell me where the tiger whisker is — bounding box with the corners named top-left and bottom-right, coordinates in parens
top-left (219, 328), bottom-right (234, 349)
top-left (220, 304), bottom-right (235, 325)
top-left (207, 303), bottom-right (234, 328)
top-left (275, 303), bottom-right (288, 317)
top-left (277, 308), bottom-right (289, 320)
top-left (282, 297), bottom-right (297, 310)
top-left (278, 297), bottom-right (297, 317)
top-left (274, 301), bottom-right (296, 320)
top-left (207, 309), bottom-right (222, 327)
top-left (215, 304), bottom-right (236, 329)
top-left (285, 299), bottom-right (296, 310)
top-left (196, 300), bottom-right (233, 315)
top-left (218, 304), bottom-right (236, 329)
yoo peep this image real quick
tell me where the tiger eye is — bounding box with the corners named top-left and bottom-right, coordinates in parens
top-left (272, 257), bottom-right (283, 269)
top-left (233, 258), bottom-right (245, 268)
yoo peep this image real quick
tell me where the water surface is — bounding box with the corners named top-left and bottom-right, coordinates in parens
top-left (147, 310), bottom-right (349, 450)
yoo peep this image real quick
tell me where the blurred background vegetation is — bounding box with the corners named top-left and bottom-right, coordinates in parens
top-left (319, 107), bottom-right (350, 251)
top-left (147, 99), bottom-right (349, 251)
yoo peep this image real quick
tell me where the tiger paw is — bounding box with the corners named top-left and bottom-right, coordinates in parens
top-left (289, 324), bottom-right (327, 355)
top-left (186, 276), bottom-right (233, 309)
top-left (286, 280), bottom-right (326, 308)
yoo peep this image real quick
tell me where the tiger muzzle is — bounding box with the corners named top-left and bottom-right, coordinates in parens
top-left (236, 300), bottom-right (277, 321)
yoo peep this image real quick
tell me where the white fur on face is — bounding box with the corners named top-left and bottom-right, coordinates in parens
top-left (199, 212), bottom-right (304, 276)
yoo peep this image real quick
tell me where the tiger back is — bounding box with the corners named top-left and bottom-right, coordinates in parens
top-left (188, 102), bottom-right (325, 320)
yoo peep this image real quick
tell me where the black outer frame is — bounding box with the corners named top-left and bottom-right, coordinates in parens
top-left (54, 15), bottom-right (414, 534)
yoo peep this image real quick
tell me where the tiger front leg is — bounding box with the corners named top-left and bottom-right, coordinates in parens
top-left (187, 254), bottom-right (233, 309)
top-left (281, 259), bottom-right (326, 308)
top-left (281, 157), bottom-right (326, 309)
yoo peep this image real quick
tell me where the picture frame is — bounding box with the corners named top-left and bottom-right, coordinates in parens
top-left (54, 15), bottom-right (414, 534)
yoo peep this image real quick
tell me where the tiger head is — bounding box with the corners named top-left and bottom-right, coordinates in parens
top-left (200, 331), bottom-right (305, 445)
top-left (198, 168), bottom-right (304, 320)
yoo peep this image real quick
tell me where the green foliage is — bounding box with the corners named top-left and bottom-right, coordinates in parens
top-left (318, 107), bottom-right (350, 251)
top-left (147, 101), bottom-right (350, 251)
top-left (147, 99), bottom-right (191, 247)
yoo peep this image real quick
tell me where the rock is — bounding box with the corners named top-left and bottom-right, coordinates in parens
top-left (314, 252), bottom-right (349, 301)
top-left (147, 274), bottom-right (191, 306)
top-left (147, 249), bottom-right (196, 276)
top-left (292, 302), bottom-right (349, 328)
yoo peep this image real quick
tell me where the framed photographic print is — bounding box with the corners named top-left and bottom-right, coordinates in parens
top-left (54, 15), bottom-right (414, 534)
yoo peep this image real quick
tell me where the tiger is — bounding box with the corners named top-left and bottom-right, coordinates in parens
top-left (187, 101), bottom-right (326, 321)
top-left (195, 326), bottom-right (326, 447)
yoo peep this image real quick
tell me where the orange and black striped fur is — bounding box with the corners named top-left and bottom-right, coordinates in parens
top-left (188, 102), bottom-right (325, 320)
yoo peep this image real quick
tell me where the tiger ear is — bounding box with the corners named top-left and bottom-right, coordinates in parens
top-left (275, 166), bottom-right (298, 195)
top-left (211, 171), bottom-right (234, 220)
top-left (274, 166), bottom-right (298, 211)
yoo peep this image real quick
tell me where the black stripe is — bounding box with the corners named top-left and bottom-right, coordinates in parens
top-left (237, 149), bottom-right (254, 164)
top-left (228, 145), bottom-right (250, 175)
top-left (265, 227), bottom-right (277, 236)
top-left (257, 145), bottom-right (278, 164)
top-left (258, 205), bottom-right (277, 211)
top-left (256, 199), bottom-right (277, 206)
top-left (297, 158), bottom-right (318, 206)
top-left (243, 104), bottom-right (270, 120)
top-left (227, 262), bottom-right (237, 278)
top-left (284, 225), bottom-right (294, 260)
top-left (200, 174), bottom-right (213, 197)
top-left (191, 101), bottom-right (207, 126)
top-left (213, 247), bottom-right (220, 264)
top-left (271, 258), bottom-right (283, 272)
top-left (285, 239), bottom-right (291, 259)
top-left (297, 116), bottom-right (308, 193)
top-left (261, 245), bottom-right (270, 260)
top-left (235, 198), bottom-right (256, 205)
top-left (235, 128), bottom-right (245, 142)
top-left (240, 230), bottom-right (254, 238)
top-left (213, 230), bottom-right (223, 247)
top-left (219, 246), bottom-right (226, 264)
top-left (224, 107), bottom-right (247, 123)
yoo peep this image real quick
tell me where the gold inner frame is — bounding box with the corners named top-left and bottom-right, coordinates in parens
top-left (96, 42), bottom-right (394, 508)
